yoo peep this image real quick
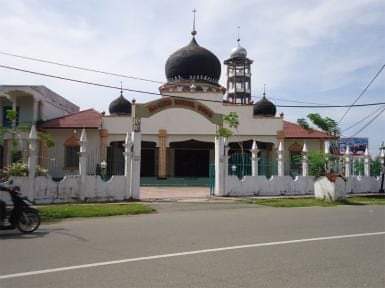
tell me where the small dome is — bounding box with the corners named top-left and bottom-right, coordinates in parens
top-left (109, 94), bottom-right (131, 115)
top-left (165, 37), bottom-right (221, 84)
top-left (230, 45), bottom-right (247, 58)
top-left (253, 96), bottom-right (276, 117)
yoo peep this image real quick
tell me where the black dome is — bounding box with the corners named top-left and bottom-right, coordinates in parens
top-left (109, 94), bottom-right (131, 115)
top-left (253, 96), bottom-right (276, 117)
top-left (165, 37), bottom-right (221, 84)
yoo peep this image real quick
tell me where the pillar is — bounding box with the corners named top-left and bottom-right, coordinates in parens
top-left (130, 131), bottom-right (141, 199)
top-left (32, 99), bottom-right (39, 123)
top-left (277, 141), bottom-right (284, 176)
top-left (324, 140), bottom-right (330, 172)
top-left (214, 136), bottom-right (225, 196)
top-left (251, 140), bottom-right (259, 176)
top-left (380, 147), bottom-right (385, 167)
top-left (79, 128), bottom-right (88, 200)
top-left (158, 129), bottom-right (167, 179)
top-left (99, 129), bottom-right (109, 162)
top-left (123, 132), bottom-right (132, 199)
top-left (11, 97), bottom-right (17, 128)
top-left (28, 125), bottom-right (38, 178)
top-left (27, 125), bottom-right (38, 201)
top-left (302, 142), bottom-right (308, 177)
top-left (344, 145), bottom-right (351, 178)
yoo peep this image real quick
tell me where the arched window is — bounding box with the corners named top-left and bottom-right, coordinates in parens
top-left (64, 133), bottom-right (80, 169)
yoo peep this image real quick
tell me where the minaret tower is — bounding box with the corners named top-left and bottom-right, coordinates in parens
top-left (224, 27), bottom-right (253, 104)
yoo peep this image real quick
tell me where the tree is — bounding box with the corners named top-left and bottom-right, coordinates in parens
top-left (0, 109), bottom-right (54, 165)
top-left (297, 113), bottom-right (340, 136)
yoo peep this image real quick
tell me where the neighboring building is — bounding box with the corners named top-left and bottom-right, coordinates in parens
top-left (35, 29), bottom-right (335, 181)
top-left (0, 85), bottom-right (79, 169)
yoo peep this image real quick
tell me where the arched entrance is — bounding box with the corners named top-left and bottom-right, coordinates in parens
top-left (130, 97), bottom-right (225, 198)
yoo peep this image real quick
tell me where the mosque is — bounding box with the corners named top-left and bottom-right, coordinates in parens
top-left (1, 23), bottom-right (333, 184)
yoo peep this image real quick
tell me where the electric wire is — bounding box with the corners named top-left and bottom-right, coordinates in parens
top-left (342, 105), bottom-right (385, 132)
top-left (0, 50), bottom-right (348, 106)
top-left (348, 105), bottom-right (385, 137)
top-left (0, 50), bottom-right (163, 84)
top-left (1, 63), bottom-right (385, 108)
top-left (338, 64), bottom-right (385, 123)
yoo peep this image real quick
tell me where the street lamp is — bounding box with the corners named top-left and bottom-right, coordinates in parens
top-left (379, 143), bottom-right (385, 194)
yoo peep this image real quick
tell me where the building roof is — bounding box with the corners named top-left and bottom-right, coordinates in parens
top-left (39, 109), bottom-right (102, 129)
top-left (283, 121), bottom-right (336, 139)
top-left (0, 85), bottom-right (79, 115)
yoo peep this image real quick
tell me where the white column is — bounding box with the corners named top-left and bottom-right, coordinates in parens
top-left (32, 99), bottom-right (39, 123)
top-left (277, 141), bottom-right (284, 176)
top-left (79, 128), bottom-right (88, 200)
top-left (380, 147), bottom-right (385, 167)
top-left (251, 140), bottom-right (259, 177)
top-left (324, 140), bottom-right (330, 172)
top-left (123, 132), bottom-right (132, 199)
top-left (344, 145), bottom-right (351, 178)
top-left (130, 131), bottom-right (141, 200)
top-left (214, 136), bottom-right (225, 196)
top-left (28, 125), bottom-right (38, 178)
top-left (27, 125), bottom-right (38, 201)
top-left (302, 142), bottom-right (309, 177)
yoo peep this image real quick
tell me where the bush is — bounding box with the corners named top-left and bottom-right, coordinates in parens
top-left (1, 162), bottom-right (48, 177)
top-left (308, 152), bottom-right (327, 177)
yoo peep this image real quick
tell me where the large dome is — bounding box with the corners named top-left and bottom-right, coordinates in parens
top-left (165, 37), bottom-right (221, 84)
top-left (109, 94), bottom-right (131, 115)
top-left (253, 96), bottom-right (276, 117)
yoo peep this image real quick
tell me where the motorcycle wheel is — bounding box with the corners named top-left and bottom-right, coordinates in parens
top-left (16, 210), bottom-right (41, 233)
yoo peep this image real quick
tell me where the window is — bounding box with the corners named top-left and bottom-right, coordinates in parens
top-left (65, 146), bottom-right (80, 168)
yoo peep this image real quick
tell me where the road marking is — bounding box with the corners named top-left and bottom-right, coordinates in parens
top-left (1, 231), bottom-right (384, 280)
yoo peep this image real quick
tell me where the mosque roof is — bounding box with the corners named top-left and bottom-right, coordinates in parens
top-left (283, 121), bottom-right (336, 139)
top-left (39, 109), bottom-right (102, 129)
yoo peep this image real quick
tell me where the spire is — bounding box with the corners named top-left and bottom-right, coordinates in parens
top-left (191, 9), bottom-right (197, 37)
top-left (120, 81), bottom-right (123, 97)
top-left (263, 84), bottom-right (266, 98)
top-left (236, 26), bottom-right (241, 46)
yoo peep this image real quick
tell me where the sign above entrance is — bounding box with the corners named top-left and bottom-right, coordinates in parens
top-left (135, 97), bottom-right (223, 126)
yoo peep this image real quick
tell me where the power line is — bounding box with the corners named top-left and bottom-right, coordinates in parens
top-left (1, 63), bottom-right (385, 108)
top-left (342, 105), bottom-right (385, 132)
top-left (0, 50), bottom-right (353, 107)
top-left (0, 50), bottom-right (163, 84)
top-left (348, 105), bottom-right (385, 137)
top-left (338, 64), bottom-right (385, 123)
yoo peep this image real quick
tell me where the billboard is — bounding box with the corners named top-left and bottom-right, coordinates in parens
top-left (339, 138), bottom-right (369, 155)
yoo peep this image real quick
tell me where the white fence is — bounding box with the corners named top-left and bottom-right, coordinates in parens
top-left (11, 175), bottom-right (128, 204)
top-left (225, 175), bottom-right (382, 197)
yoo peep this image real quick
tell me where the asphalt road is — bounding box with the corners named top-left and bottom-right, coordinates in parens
top-left (0, 202), bottom-right (384, 288)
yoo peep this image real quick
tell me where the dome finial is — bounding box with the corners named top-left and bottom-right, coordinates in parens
top-left (236, 26), bottom-right (241, 46)
top-left (263, 84), bottom-right (266, 98)
top-left (120, 81), bottom-right (123, 97)
top-left (191, 9), bottom-right (197, 37)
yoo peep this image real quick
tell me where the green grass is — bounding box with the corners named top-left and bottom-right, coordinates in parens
top-left (38, 203), bottom-right (155, 221)
top-left (245, 195), bottom-right (385, 208)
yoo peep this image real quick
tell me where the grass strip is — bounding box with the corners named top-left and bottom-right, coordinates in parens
top-left (38, 203), bottom-right (155, 221)
top-left (245, 195), bottom-right (385, 208)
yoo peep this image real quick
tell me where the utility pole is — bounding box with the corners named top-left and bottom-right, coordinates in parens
top-left (379, 142), bottom-right (385, 193)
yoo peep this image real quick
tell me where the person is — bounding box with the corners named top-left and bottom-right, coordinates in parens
top-left (0, 183), bottom-right (9, 226)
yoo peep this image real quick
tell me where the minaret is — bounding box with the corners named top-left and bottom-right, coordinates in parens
top-left (224, 27), bottom-right (253, 104)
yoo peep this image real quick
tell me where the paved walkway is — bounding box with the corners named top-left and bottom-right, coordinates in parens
top-left (140, 186), bottom-right (210, 200)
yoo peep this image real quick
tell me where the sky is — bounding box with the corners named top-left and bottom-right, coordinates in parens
top-left (0, 0), bottom-right (384, 155)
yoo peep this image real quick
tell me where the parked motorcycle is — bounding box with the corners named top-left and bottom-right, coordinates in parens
top-left (0, 181), bottom-right (41, 233)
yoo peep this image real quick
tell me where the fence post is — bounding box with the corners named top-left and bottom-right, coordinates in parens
top-left (344, 145), bottom-right (351, 178)
top-left (251, 139), bottom-right (259, 176)
top-left (324, 140), bottom-right (330, 172)
top-left (123, 132), bottom-right (132, 199)
top-left (27, 125), bottom-right (38, 201)
top-left (79, 128), bottom-right (88, 200)
top-left (277, 141), bottom-right (284, 176)
top-left (214, 136), bottom-right (225, 196)
top-left (302, 142), bottom-right (308, 177)
top-left (130, 131), bottom-right (141, 200)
